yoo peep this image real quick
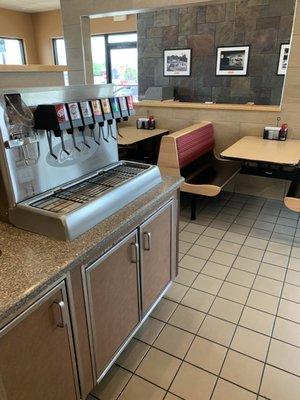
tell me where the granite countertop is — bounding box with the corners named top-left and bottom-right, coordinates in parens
top-left (0, 175), bottom-right (183, 327)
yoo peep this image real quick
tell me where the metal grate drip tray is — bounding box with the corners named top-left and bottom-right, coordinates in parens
top-left (11, 161), bottom-right (162, 240)
top-left (31, 162), bottom-right (150, 214)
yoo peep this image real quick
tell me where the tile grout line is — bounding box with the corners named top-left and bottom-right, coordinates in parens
top-left (255, 200), bottom-right (297, 400)
top-left (208, 196), bottom-right (270, 400)
top-left (165, 192), bottom-right (262, 398)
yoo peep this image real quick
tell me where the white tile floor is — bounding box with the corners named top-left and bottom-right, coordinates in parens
top-left (89, 192), bottom-right (300, 400)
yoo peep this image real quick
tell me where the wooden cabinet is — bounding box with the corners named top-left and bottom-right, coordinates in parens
top-left (0, 282), bottom-right (79, 400)
top-left (140, 201), bottom-right (174, 315)
top-left (84, 231), bottom-right (140, 378)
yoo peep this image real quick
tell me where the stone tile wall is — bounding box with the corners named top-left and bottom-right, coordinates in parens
top-left (138, 0), bottom-right (295, 104)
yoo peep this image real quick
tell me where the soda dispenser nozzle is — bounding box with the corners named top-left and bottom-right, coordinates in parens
top-left (100, 98), bottom-right (116, 141)
top-left (109, 97), bottom-right (123, 140)
top-left (90, 99), bottom-right (105, 144)
top-left (78, 101), bottom-right (99, 148)
top-left (59, 131), bottom-right (70, 155)
top-left (46, 130), bottom-right (57, 159)
top-left (66, 102), bottom-right (86, 150)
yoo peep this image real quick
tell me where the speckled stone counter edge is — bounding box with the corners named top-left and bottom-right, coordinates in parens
top-left (0, 175), bottom-right (183, 328)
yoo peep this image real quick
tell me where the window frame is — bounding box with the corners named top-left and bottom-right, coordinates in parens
top-left (52, 32), bottom-right (138, 86)
top-left (92, 31), bottom-right (137, 84)
top-left (52, 37), bottom-right (66, 65)
top-left (0, 36), bottom-right (26, 65)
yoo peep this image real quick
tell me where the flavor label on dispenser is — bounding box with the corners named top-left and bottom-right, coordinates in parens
top-left (126, 95), bottom-right (135, 116)
top-left (66, 102), bottom-right (83, 129)
top-left (79, 101), bottom-right (94, 126)
top-left (91, 100), bottom-right (102, 116)
top-left (68, 102), bottom-right (81, 121)
top-left (91, 99), bottom-right (104, 123)
top-left (55, 104), bottom-right (69, 123)
top-left (80, 101), bottom-right (92, 118)
top-left (119, 97), bottom-right (128, 111)
top-left (126, 96), bottom-right (134, 110)
top-left (110, 98), bottom-right (121, 120)
top-left (101, 99), bottom-right (111, 115)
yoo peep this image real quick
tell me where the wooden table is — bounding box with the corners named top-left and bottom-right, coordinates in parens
top-left (221, 136), bottom-right (300, 166)
top-left (118, 126), bottom-right (169, 164)
top-left (118, 126), bottom-right (169, 145)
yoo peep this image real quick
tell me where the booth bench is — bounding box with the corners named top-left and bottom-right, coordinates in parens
top-left (157, 121), bottom-right (241, 219)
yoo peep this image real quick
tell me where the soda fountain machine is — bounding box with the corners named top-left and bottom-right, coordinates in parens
top-left (0, 86), bottom-right (161, 240)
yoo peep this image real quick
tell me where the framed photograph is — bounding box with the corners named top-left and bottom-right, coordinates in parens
top-left (216, 46), bottom-right (250, 76)
top-left (164, 48), bottom-right (192, 77)
top-left (277, 43), bottom-right (290, 75)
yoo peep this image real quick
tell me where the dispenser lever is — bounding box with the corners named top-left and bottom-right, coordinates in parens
top-left (46, 131), bottom-right (57, 159)
top-left (60, 131), bottom-right (70, 155)
top-left (81, 129), bottom-right (91, 148)
top-left (102, 124), bottom-right (110, 143)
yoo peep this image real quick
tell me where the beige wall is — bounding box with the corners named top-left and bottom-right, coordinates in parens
top-left (0, 7), bottom-right (38, 64)
top-left (91, 14), bottom-right (137, 35)
top-left (0, 8), bottom-right (137, 66)
top-left (31, 10), bottom-right (63, 65)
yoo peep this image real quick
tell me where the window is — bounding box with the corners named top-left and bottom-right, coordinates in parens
top-left (91, 36), bottom-right (107, 84)
top-left (0, 37), bottom-right (25, 65)
top-left (52, 38), bottom-right (67, 65)
top-left (105, 33), bottom-right (138, 98)
top-left (52, 33), bottom-right (138, 97)
top-left (52, 38), bottom-right (69, 85)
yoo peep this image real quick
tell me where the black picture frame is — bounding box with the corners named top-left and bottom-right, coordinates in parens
top-left (277, 43), bottom-right (290, 76)
top-left (216, 45), bottom-right (250, 76)
top-left (163, 48), bottom-right (192, 77)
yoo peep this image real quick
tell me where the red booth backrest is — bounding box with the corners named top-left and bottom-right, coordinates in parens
top-left (176, 123), bottom-right (215, 169)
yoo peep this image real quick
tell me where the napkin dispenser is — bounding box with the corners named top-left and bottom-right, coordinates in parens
top-left (263, 125), bottom-right (288, 141)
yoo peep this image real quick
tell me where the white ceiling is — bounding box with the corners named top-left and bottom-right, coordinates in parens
top-left (0, 0), bottom-right (60, 13)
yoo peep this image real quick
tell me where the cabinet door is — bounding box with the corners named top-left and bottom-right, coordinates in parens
top-left (0, 282), bottom-right (79, 400)
top-left (140, 201), bottom-right (173, 315)
top-left (84, 230), bottom-right (140, 378)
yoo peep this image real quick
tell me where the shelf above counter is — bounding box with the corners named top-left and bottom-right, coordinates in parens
top-left (134, 100), bottom-right (281, 113)
top-left (0, 64), bottom-right (68, 73)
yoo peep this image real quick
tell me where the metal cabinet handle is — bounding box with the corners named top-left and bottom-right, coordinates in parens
top-left (131, 242), bottom-right (140, 264)
top-left (53, 300), bottom-right (67, 328)
top-left (143, 232), bottom-right (152, 251)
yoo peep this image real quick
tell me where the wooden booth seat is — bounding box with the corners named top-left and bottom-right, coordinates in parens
top-left (157, 121), bottom-right (241, 218)
top-left (284, 180), bottom-right (300, 213)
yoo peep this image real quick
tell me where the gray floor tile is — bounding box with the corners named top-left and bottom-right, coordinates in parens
top-left (229, 224), bottom-right (252, 235)
top-left (244, 236), bottom-right (268, 250)
top-left (204, 227), bottom-right (226, 239)
top-left (223, 231), bottom-right (247, 245)
top-left (274, 224), bottom-right (296, 236)
top-left (263, 251), bottom-right (289, 268)
top-left (196, 235), bottom-right (220, 249)
top-left (267, 241), bottom-right (291, 256)
top-left (90, 194), bottom-right (300, 399)
top-left (254, 221), bottom-right (275, 232)
top-left (209, 250), bottom-right (236, 267)
top-left (249, 228), bottom-right (272, 240)
top-left (233, 256), bottom-right (260, 274)
top-left (239, 245), bottom-right (264, 261)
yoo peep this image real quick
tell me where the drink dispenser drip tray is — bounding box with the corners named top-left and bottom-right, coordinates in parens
top-left (9, 161), bottom-right (162, 241)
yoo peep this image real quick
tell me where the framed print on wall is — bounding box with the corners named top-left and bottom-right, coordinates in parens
top-left (277, 43), bottom-right (290, 75)
top-left (216, 46), bottom-right (250, 76)
top-left (164, 48), bottom-right (192, 77)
